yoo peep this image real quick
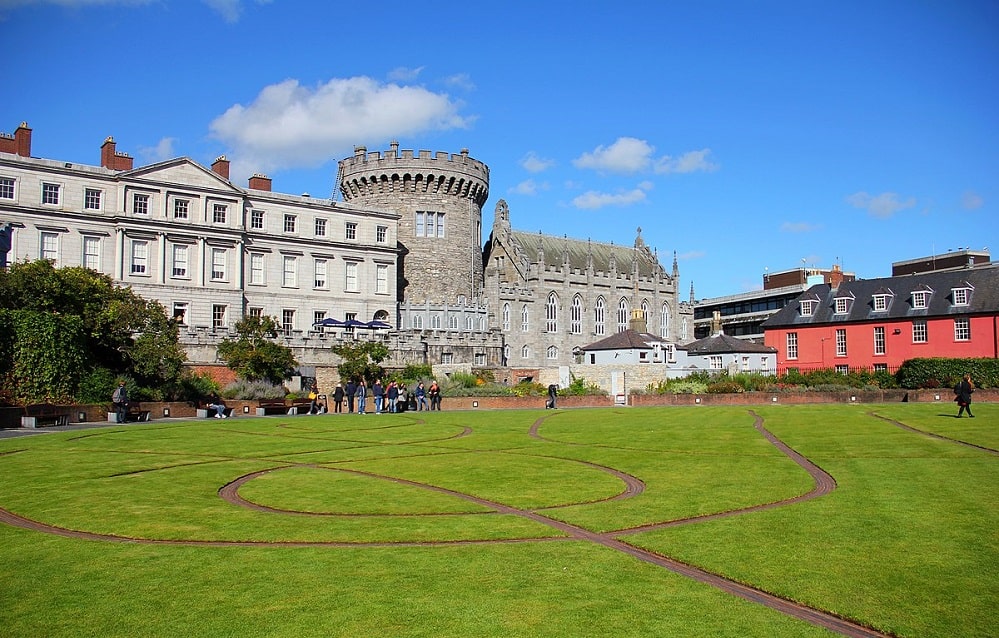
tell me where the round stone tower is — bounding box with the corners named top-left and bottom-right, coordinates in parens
top-left (338, 143), bottom-right (489, 304)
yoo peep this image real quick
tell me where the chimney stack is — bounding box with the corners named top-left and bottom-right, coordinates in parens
top-left (0, 122), bottom-right (32, 157)
top-left (100, 136), bottom-right (134, 171)
top-left (827, 264), bottom-right (845, 289)
top-left (248, 173), bottom-right (272, 191)
top-left (211, 155), bottom-right (230, 180)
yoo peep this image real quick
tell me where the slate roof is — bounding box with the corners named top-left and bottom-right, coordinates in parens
top-left (509, 231), bottom-right (664, 277)
top-left (580, 329), bottom-right (670, 351)
top-left (761, 264), bottom-right (999, 328)
top-left (680, 333), bottom-right (777, 355)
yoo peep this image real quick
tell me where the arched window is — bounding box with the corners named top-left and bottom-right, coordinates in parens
top-left (521, 344), bottom-right (530, 358)
top-left (570, 295), bottom-right (582, 334)
top-left (617, 298), bottom-right (629, 333)
top-left (641, 300), bottom-right (650, 326)
top-left (546, 345), bottom-right (558, 360)
top-left (521, 305), bottom-right (529, 332)
top-left (465, 315), bottom-right (474, 331)
top-left (660, 303), bottom-right (670, 338)
top-left (502, 303), bottom-right (511, 331)
top-left (480, 317), bottom-right (487, 331)
top-left (412, 315), bottom-right (423, 329)
top-left (546, 292), bottom-right (558, 333)
top-left (430, 314), bottom-right (441, 329)
top-left (448, 314), bottom-right (459, 330)
top-left (594, 297), bottom-right (606, 336)
top-left (681, 317), bottom-right (688, 340)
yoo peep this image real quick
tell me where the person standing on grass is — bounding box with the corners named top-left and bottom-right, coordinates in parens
top-left (356, 380), bottom-right (367, 415)
top-left (955, 374), bottom-right (975, 418)
top-left (415, 382), bottom-right (428, 411)
top-left (345, 379), bottom-right (356, 414)
top-left (386, 381), bottom-right (398, 413)
top-left (333, 382), bottom-right (345, 414)
top-left (372, 379), bottom-right (384, 414)
top-left (112, 380), bottom-right (129, 424)
top-left (428, 380), bottom-right (442, 411)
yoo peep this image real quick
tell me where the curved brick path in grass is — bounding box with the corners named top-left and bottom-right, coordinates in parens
top-left (0, 411), bottom-right (892, 637)
top-left (868, 411), bottom-right (999, 455)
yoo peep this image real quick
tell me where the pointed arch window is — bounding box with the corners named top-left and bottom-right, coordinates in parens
top-left (521, 305), bottom-right (529, 332)
top-left (660, 303), bottom-right (670, 338)
top-left (570, 295), bottom-right (583, 334)
top-left (546, 292), bottom-right (558, 333)
top-left (617, 298), bottom-right (629, 333)
top-left (502, 302), bottom-right (511, 331)
top-left (594, 297), bottom-right (606, 336)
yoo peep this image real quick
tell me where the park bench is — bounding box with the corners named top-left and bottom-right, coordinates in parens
top-left (255, 398), bottom-right (314, 416)
top-left (21, 404), bottom-right (72, 428)
top-left (126, 403), bottom-right (151, 422)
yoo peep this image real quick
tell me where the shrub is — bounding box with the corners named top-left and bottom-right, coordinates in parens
top-left (896, 358), bottom-right (999, 389)
top-left (706, 381), bottom-right (744, 394)
top-left (76, 367), bottom-right (119, 404)
top-left (221, 380), bottom-right (286, 400)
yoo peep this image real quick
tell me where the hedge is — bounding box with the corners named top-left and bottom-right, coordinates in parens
top-left (895, 358), bottom-right (999, 389)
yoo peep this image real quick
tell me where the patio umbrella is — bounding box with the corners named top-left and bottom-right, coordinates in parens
top-left (365, 320), bottom-right (392, 330)
top-left (342, 319), bottom-right (367, 329)
top-left (313, 317), bottom-right (346, 328)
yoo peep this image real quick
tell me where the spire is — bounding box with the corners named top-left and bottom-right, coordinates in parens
top-left (689, 281), bottom-right (695, 304)
top-left (672, 250), bottom-right (679, 279)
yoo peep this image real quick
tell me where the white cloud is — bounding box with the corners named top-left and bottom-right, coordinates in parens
top-left (209, 76), bottom-right (471, 179)
top-left (780, 221), bottom-right (821, 233)
top-left (676, 250), bottom-right (706, 260)
top-left (571, 187), bottom-right (648, 209)
top-left (387, 66), bottom-right (425, 82)
top-left (138, 137), bottom-right (176, 163)
top-left (573, 137), bottom-right (654, 173)
top-left (202, 0), bottom-right (240, 22)
top-left (509, 179), bottom-right (549, 196)
top-left (520, 151), bottom-right (555, 173)
top-left (654, 148), bottom-right (718, 174)
top-left (962, 191), bottom-right (984, 210)
top-left (845, 191), bottom-right (916, 218)
top-left (0, 0), bottom-right (266, 21)
top-left (443, 73), bottom-right (475, 91)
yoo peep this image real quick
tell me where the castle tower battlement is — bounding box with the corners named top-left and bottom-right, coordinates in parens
top-left (338, 144), bottom-right (490, 307)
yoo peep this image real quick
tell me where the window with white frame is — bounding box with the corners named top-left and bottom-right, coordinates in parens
top-left (172, 244), bottom-right (189, 278)
top-left (641, 301), bottom-right (650, 328)
top-left (211, 248), bottom-right (226, 281)
top-left (430, 315), bottom-right (441, 330)
top-left (314, 258), bottom-right (327, 289)
top-left (441, 353), bottom-right (453, 365)
top-left (911, 290), bottom-right (929, 309)
top-left (212, 203), bottom-right (227, 224)
top-left (521, 305), bottom-right (529, 332)
top-left (595, 297), bottom-right (605, 336)
top-left (313, 311), bottom-right (326, 326)
top-left (315, 218), bottom-right (327, 236)
top-left (786, 332), bottom-right (798, 360)
top-left (172, 302), bottom-right (188, 326)
top-left (212, 304), bottom-right (226, 331)
top-left (873, 326), bottom-right (886, 355)
top-left (250, 210), bottom-right (264, 229)
top-left (42, 182), bottom-right (60, 205)
top-left (411, 314), bottom-right (423, 329)
top-left (249, 253), bottom-right (264, 284)
top-left (248, 307), bottom-right (263, 318)
top-left (85, 188), bottom-right (102, 210)
top-left (660, 303), bottom-right (670, 338)
top-left (617, 298), bottom-right (628, 333)
top-left (282, 255), bottom-right (297, 287)
top-left (912, 320), bottom-right (927, 343)
top-left (800, 300), bottom-right (816, 316)
top-left (0, 177), bottom-right (14, 200)
top-left (82, 235), bottom-right (100, 270)
top-left (872, 294), bottom-right (891, 312)
top-left (376, 225), bottom-right (387, 243)
top-left (415, 211), bottom-right (445, 238)
top-left (502, 303), bottom-right (511, 331)
top-left (174, 198), bottom-right (189, 219)
top-left (836, 328), bottom-right (847, 356)
top-left (546, 293), bottom-right (558, 333)
top-left (954, 317), bottom-right (970, 341)
top-left (345, 222), bottom-right (357, 240)
top-left (282, 309), bottom-right (295, 335)
top-left (133, 193), bottom-right (149, 215)
top-left (709, 355), bottom-right (723, 370)
top-left (521, 345), bottom-right (530, 359)
top-left (474, 353), bottom-right (486, 366)
top-left (952, 286), bottom-right (972, 306)
top-left (466, 316), bottom-right (474, 331)
top-left (836, 365), bottom-right (849, 375)
top-left (834, 297), bottom-right (850, 314)
top-left (570, 295), bottom-right (582, 334)
top-left (344, 260), bottom-right (359, 292)
top-left (130, 240), bottom-right (148, 274)
top-left (547, 345), bottom-right (558, 360)
top-left (448, 314), bottom-right (459, 330)
top-left (376, 263), bottom-right (389, 294)
top-left (873, 363), bottom-right (888, 373)
top-left (283, 214), bottom-right (297, 233)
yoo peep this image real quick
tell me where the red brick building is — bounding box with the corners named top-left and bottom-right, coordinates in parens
top-left (761, 264), bottom-right (999, 372)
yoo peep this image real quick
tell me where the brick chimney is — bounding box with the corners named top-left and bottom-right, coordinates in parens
top-left (827, 264), bottom-right (845, 289)
top-left (100, 136), bottom-right (134, 171)
top-left (211, 155), bottom-right (230, 180)
top-left (248, 173), bottom-right (272, 191)
top-left (0, 122), bottom-right (32, 157)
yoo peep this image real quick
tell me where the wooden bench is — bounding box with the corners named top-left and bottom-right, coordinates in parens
top-left (126, 403), bottom-right (151, 422)
top-left (21, 404), bottom-right (72, 428)
top-left (289, 398), bottom-right (314, 415)
top-left (255, 399), bottom-right (291, 416)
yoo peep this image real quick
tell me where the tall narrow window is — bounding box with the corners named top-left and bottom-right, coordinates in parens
top-left (546, 293), bottom-right (558, 333)
top-left (173, 303), bottom-right (188, 326)
top-left (954, 318), bottom-right (970, 341)
top-left (570, 295), bottom-right (582, 334)
top-left (521, 345), bottom-right (530, 359)
top-left (345, 222), bottom-right (357, 240)
top-left (172, 244), bottom-right (188, 278)
top-left (211, 248), bottom-right (226, 281)
top-left (314, 259), bottom-right (327, 289)
top-left (595, 297), bottom-right (606, 336)
top-left (376, 263), bottom-right (389, 294)
top-left (85, 188), bottom-right (102, 210)
top-left (873, 326), bottom-right (886, 355)
top-left (282, 309), bottom-right (295, 335)
top-left (835, 328), bottom-right (847, 356)
top-left (521, 305), bottom-right (529, 332)
top-left (313, 311), bottom-right (326, 326)
top-left (502, 303), bottom-right (511, 331)
top-left (283, 214), bottom-right (297, 233)
top-left (315, 218), bottom-right (327, 236)
top-left (82, 235), bottom-right (100, 270)
top-left (547, 345), bottom-right (558, 360)
top-left (376, 225), bottom-right (387, 243)
top-left (249, 253), bottom-right (264, 284)
top-left (251, 210), bottom-right (264, 229)
top-left (345, 261), bottom-right (359, 292)
top-left (617, 298), bottom-right (628, 333)
top-left (912, 320), bottom-right (927, 343)
top-left (212, 304), bottom-right (226, 331)
top-left (213, 203), bottom-right (227, 224)
top-left (660, 303), bottom-right (670, 338)
top-left (431, 314), bottom-right (441, 330)
top-left (786, 332), bottom-right (798, 360)
top-left (130, 240), bottom-right (148, 274)
top-left (282, 255), bottom-right (297, 287)
top-left (40, 231), bottom-right (59, 263)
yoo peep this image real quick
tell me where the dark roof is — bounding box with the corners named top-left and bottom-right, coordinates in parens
top-left (509, 231), bottom-right (665, 277)
top-left (681, 333), bottom-right (777, 355)
top-left (762, 264), bottom-right (999, 328)
top-left (580, 329), bottom-right (669, 351)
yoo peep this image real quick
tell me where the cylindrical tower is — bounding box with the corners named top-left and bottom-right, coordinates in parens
top-left (338, 143), bottom-right (489, 304)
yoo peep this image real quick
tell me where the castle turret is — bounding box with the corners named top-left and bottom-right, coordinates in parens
top-left (338, 145), bottom-right (489, 304)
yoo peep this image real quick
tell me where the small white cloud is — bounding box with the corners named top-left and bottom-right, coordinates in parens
top-left (443, 73), bottom-right (475, 91)
top-left (845, 191), bottom-right (916, 218)
top-left (520, 151), bottom-right (555, 173)
top-left (573, 137), bottom-right (654, 174)
top-left (210, 76), bottom-right (471, 179)
top-left (387, 66), bottom-right (425, 82)
top-left (654, 149), bottom-right (718, 174)
top-left (138, 137), bottom-right (176, 163)
top-left (962, 191), bottom-right (984, 210)
top-left (780, 221), bottom-right (821, 233)
top-left (509, 179), bottom-right (549, 196)
top-left (676, 250), bottom-right (706, 260)
top-left (202, 0), bottom-right (241, 22)
top-left (571, 188), bottom-right (648, 210)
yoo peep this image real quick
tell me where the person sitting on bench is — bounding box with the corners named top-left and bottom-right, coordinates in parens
top-left (208, 393), bottom-right (228, 419)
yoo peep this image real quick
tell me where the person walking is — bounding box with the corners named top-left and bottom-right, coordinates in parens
top-left (356, 380), bottom-right (367, 414)
top-left (333, 382), bottom-right (345, 414)
top-left (428, 381), bottom-right (442, 411)
top-left (345, 380), bottom-right (356, 414)
top-left (955, 374), bottom-right (975, 418)
top-left (415, 382), bottom-right (428, 411)
top-left (112, 380), bottom-right (129, 424)
top-left (372, 379), bottom-right (384, 414)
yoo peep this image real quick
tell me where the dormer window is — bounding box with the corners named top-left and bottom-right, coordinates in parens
top-left (871, 287), bottom-right (893, 312)
top-left (834, 294), bottom-right (854, 314)
top-left (952, 282), bottom-right (974, 306)
top-left (911, 289), bottom-right (930, 309)
top-left (800, 300), bottom-right (816, 316)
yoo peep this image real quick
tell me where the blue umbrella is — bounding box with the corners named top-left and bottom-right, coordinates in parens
top-left (313, 318), bottom-right (346, 328)
top-left (365, 320), bottom-right (392, 329)
top-left (342, 319), bottom-right (367, 329)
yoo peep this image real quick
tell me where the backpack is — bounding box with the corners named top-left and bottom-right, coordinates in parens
top-left (112, 387), bottom-right (124, 403)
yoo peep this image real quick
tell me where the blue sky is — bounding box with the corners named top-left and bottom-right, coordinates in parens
top-left (2, 0), bottom-right (996, 299)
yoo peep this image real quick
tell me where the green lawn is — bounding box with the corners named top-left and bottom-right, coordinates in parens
top-left (0, 403), bottom-right (994, 637)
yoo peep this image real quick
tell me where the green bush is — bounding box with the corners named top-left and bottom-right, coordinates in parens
top-left (706, 381), bottom-right (744, 394)
top-left (896, 358), bottom-right (999, 389)
top-left (221, 379), bottom-right (286, 400)
top-left (76, 367), bottom-right (119, 404)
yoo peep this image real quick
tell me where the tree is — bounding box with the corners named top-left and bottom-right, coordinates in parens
top-left (216, 315), bottom-right (298, 384)
top-left (332, 340), bottom-right (389, 385)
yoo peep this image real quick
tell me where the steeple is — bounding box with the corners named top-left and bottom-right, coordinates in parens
top-left (689, 281), bottom-right (695, 304)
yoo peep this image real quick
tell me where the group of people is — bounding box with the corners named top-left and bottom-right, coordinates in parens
top-left (329, 379), bottom-right (442, 414)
